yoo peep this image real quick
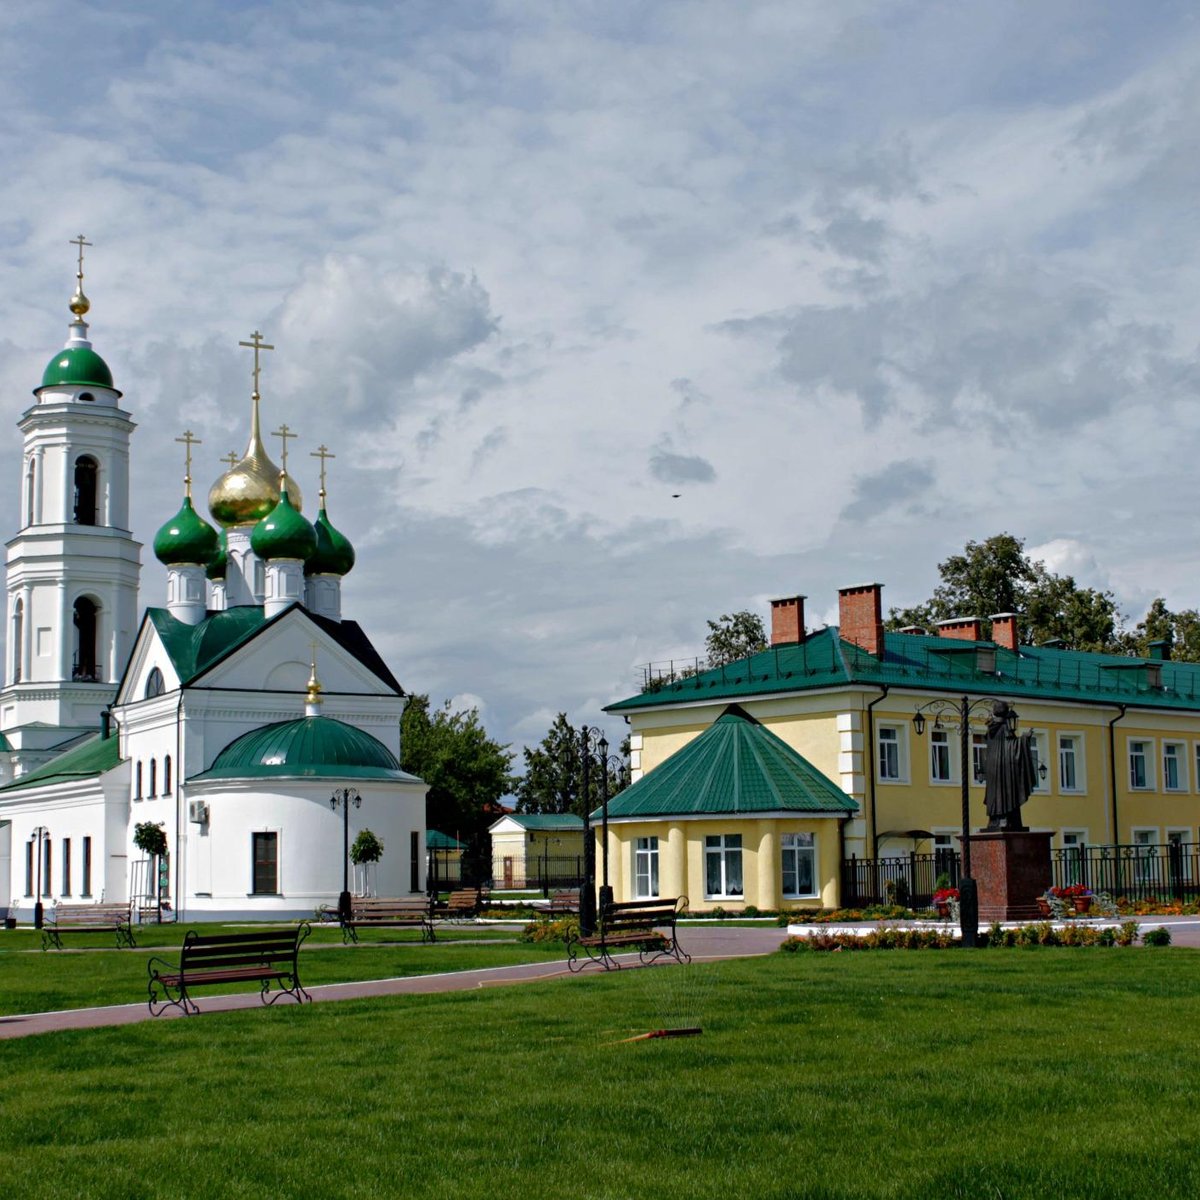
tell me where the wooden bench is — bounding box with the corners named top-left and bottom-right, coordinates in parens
top-left (147, 924), bottom-right (312, 1016)
top-left (547, 889), bottom-right (580, 916)
top-left (566, 896), bottom-right (690, 972)
top-left (42, 902), bottom-right (135, 951)
top-left (432, 888), bottom-right (486, 923)
top-left (341, 896), bottom-right (435, 945)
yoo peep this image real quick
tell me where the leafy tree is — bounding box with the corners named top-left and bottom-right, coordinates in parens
top-left (887, 533), bottom-right (1122, 650)
top-left (517, 713), bottom-right (629, 815)
top-left (704, 611), bottom-right (768, 667)
top-left (133, 821), bottom-right (167, 858)
top-left (350, 829), bottom-right (385, 866)
top-left (400, 694), bottom-right (517, 850)
top-left (1127, 599), bottom-right (1200, 662)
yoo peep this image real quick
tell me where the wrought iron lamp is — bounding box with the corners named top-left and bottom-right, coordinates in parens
top-left (329, 787), bottom-right (361, 921)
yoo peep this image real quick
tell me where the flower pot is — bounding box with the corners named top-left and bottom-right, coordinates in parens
top-left (1036, 897), bottom-right (1052, 917)
top-left (935, 901), bottom-right (949, 918)
top-left (1072, 896), bottom-right (1092, 914)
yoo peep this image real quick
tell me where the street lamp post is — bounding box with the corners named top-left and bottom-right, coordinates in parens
top-left (578, 726), bottom-right (601, 937)
top-left (596, 736), bottom-right (626, 914)
top-left (32, 826), bottom-right (48, 929)
top-left (329, 787), bottom-right (361, 921)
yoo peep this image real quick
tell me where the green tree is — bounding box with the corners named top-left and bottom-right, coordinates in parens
top-left (887, 533), bottom-right (1122, 650)
top-left (350, 829), bottom-right (385, 866)
top-left (704, 610), bottom-right (768, 667)
top-left (400, 694), bottom-right (517, 849)
top-left (517, 713), bottom-right (629, 815)
top-left (1127, 599), bottom-right (1200, 662)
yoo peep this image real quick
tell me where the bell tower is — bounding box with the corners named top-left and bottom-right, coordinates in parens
top-left (0, 238), bottom-right (141, 755)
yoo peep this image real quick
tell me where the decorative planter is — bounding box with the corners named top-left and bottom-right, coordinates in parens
top-left (1072, 896), bottom-right (1092, 914)
top-left (1036, 897), bottom-right (1052, 917)
top-left (935, 901), bottom-right (949, 918)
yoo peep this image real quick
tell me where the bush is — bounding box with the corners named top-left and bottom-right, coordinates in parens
top-left (520, 916), bottom-right (579, 944)
top-left (1142, 926), bottom-right (1172, 946)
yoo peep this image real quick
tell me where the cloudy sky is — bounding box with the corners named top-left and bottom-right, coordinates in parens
top-left (1, 1), bottom-right (1198, 762)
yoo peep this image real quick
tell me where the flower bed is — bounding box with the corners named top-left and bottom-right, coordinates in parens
top-left (781, 920), bottom-right (1153, 952)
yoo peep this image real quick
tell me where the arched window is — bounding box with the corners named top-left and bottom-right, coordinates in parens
top-left (25, 459), bottom-right (36, 526)
top-left (73, 455), bottom-right (99, 525)
top-left (149, 759), bottom-right (157, 797)
top-left (144, 667), bottom-right (165, 699)
top-left (73, 597), bottom-right (99, 681)
top-left (11, 599), bottom-right (22, 684)
top-left (135, 761), bottom-right (143, 800)
top-left (163, 755), bottom-right (172, 795)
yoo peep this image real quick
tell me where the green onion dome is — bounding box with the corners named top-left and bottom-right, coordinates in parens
top-left (250, 486), bottom-right (317, 562)
top-left (196, 716), bottom-right (420, 781)
top-left (306, 508), bottom-right (356, 576)
top-left (40, 345), bottom-right (114, 390)
top-left (206, 528), bottom-right (228, 581)
top-left (153, 497), bottom-right (220, 567)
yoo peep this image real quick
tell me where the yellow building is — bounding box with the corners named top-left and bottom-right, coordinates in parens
top-left (604, 585), bottom-right (1200, 910)
top-left (488, 813), bottom-right (584, 890)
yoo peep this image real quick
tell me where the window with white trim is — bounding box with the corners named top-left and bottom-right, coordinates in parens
top-left (704, 834), bottom-right (743, 899)
top-left (1163, 742), bottom-right (1187, 792)
top-left (1058, 735), bottom-right (1081, 792)
top-left (1129, 741), bottom-right (1152, 790)
top-left (877, 726), bottom-right (903, 781)
top-left (971, 733), bottom-right (987, 786)
top-left (634, 836), bottom-right (659, 899)
top-left (781, 833), bottom-right (816, 898)
top-left (930, 730), bottom-right (951, 783)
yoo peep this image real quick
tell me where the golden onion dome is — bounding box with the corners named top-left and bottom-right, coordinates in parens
top-left (208, 396), bottom-right (303, 527)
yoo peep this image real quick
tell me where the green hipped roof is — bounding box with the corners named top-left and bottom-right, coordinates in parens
top-left (0, 733), bottom-right (122, 793)
top-left (496, 813), bottom-right (584, 831)
top-left (427, 830), bottom-right (466, 850)
top-left (596, 706), bottom-right (856, 820)
top-left (607, 626), bottom-right (1200, 715)
top-left (41, 345), bottom-right (114, 390)
top-left (153, 496), bottom-right (220, 566)
top-left (193, 716), bottom-right (421, 782)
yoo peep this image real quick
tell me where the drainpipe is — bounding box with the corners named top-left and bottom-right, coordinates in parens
top-left (865, 685), bottom-right (890, 858)
top-left (1107, 704), bottom-right (1127, 845)
top-left (174, 689), bottom-right (185, 922)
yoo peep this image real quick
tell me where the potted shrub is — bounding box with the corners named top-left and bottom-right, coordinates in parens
top-left (350, 829), bottom-right (385, 897)
top-left (932, 887), bottom-right (959, 919)
top-left (133, 821), bottom-right (168, 922)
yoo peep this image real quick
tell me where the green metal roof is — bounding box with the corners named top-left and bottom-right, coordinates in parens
top-left (598, 706), bottom-right (857, 820)
top-left (426, 830), bottom-right (466, 850)
top-left (607, 627), bottom-right (1200, 715)
top-left (40, 345), bottom-right (114, 390)
top-left (193, 716), bottom-right (422, 782)
top-left (498, 813), bottom-right (585, 831)
top-left (0, 733), bottom-right (122, 793)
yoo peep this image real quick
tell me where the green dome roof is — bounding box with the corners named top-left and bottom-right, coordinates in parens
top-left (206, 528), bottom-right (228, 581)
top-left (41, 346), bottom-right (114, 390)
top-left (153, 497), bottom-right (220, 566)
top-left (250, 487), bottom-right (317, 562)
top-left (306, 507), bottom-right (356, 576)
top-left (197, 716), bottom-right (418, 781)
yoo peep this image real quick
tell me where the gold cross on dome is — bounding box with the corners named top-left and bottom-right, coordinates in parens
top-left (310, 444), bottom-right (335, 501)
top-left (237, 330), bottom-right (274, 398)
top-left (69, 234), bottom-right (92, 283)
top-left (175, 429), bottom-right (201, 497)
top-left (271, 423), bottom-right (297, 475)
top-left (222, 450), bottom-right (239, 470)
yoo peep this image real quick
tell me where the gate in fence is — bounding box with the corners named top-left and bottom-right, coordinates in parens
top-left (840, 851), bottom-right (960, 909)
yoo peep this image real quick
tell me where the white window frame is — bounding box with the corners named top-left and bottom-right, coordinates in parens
top-left (876, 724), bottom-right (907, 783)
top-left (704, 834), bottom-right (744, 900)
top-left (1057, 733), bottom-right (1085, 794)
top-left (1162, 741), bottom-right (1187, 793)
top-left (1128, 739), bottom-right (1154, 791)
top-left (633, 836), bottom-right (659, 899)
top-left (929, 729), bottom-right (953, 784)
top-left (1060, 828), bottom-right (1089, 849)
top-left (781, 832), bottom-right (817, 899)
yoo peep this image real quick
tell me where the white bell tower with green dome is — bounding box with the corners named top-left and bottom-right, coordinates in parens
top-left (0, 239), bottom-right (142, 760)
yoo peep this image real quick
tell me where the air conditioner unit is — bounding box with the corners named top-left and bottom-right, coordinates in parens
top-left (188, 800), bottom-right (209, 824)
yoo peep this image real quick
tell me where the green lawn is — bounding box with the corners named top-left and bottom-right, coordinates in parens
top-left (2, 950), bottom-right (1199, 1198)
top-left (0, 923), bottom-right (548, 1016)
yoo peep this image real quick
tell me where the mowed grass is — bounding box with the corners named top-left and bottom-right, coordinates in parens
top-left (3, 950), bottom-right (1200, 1199)
top-left (0, 922), bottom-right (548, 1016)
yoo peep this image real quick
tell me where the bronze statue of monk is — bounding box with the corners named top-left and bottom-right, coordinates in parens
top-left (983, 700), bottom-right (1037, 831)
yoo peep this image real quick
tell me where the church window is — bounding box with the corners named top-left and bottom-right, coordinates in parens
top-left (62, 838), bottom-right (71, 897)
top-left (24, 840), bottom-right (33, 897)
top-left (11, 600), bottom-right (22, 684)
top-left (82, 837), bottom-right (93, 897)
top-left (73, 597), bottom-right (99, 681)
top-left (252, 832), bottom-right (279, 895)
top-left (73, 455), bottom-right (99, 525)
top-left (149, 759), bottom-right (157, 798)
top-left (78, 392), bottom-right (95, 403)
top-left (163, 755), bottom-right (172, 795)
top-left (42, 837), bottom-right (52, 896)
top-left (144, 667), bottom-right (165, 699)
top-left (25, 459), bottom-right (35, 526)
top-left (135, 761), bottom-right (143, 800)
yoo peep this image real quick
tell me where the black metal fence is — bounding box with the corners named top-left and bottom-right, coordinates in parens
top-left (1052, 843), bottom-right (1200, 902)
top-left (840, 851), bottom-right (960, 909)
top-left (493, 854), bottom-right (586, 892)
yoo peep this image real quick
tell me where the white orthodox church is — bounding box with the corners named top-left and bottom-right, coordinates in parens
top-left (0, 251), bottom-right (428, 921)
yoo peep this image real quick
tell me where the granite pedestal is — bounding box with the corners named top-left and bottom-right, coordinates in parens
top-left (960, 830), bottom-right (1052, 922)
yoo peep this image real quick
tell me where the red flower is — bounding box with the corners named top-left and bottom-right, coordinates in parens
top-left (933, 887), bottom-right (960, 903)
top-left (1049, 885), bottom-right (1092, 899)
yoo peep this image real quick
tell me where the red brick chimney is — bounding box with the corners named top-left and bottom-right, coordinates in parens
top-left (936, 617), bottom-right (982, 642)
top-left (770, 596), bottom-right (806, 646)
top-left (838, 584), bottom-right (884, 656)
top-left (990, 613), bottom-right (1019, 651)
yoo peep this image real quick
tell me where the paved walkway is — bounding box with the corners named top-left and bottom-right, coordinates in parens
top-left (0, 924), bottom-right (792, 1041)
